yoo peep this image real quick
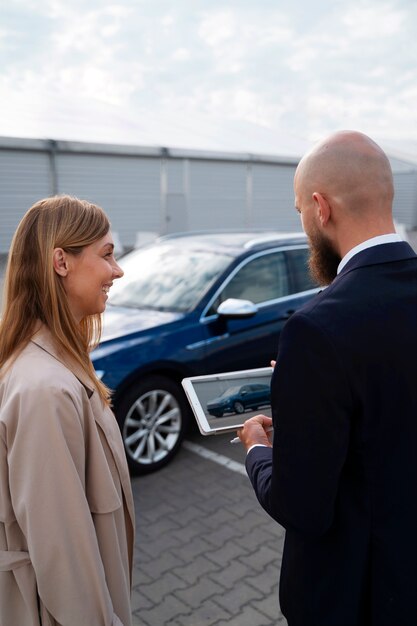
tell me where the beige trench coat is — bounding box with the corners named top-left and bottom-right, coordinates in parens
top-left (0, 326), bottom-right (135, 626)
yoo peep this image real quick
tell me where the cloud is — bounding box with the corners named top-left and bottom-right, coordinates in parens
top-left (0, 0), bottom-right (416, 154)
top-left (342, 2), bottom-right (406, 38)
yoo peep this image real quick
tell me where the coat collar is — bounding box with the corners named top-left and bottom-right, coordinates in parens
top-left (338, 241), bottom-right (416, 278)
top-left (30, 323), bottom-right (96, 399)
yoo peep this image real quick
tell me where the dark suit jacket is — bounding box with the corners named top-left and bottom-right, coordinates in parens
top-left (246, 242), bottom-right (417, 626)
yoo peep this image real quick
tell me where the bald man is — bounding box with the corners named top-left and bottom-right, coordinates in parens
top-left (238, 131), bottom-right (417, 626)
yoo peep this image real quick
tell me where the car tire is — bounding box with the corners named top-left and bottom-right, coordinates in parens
top-left (114, 375), bottom-right (190, 475)
top-left (233, 401), bottom-right (245, 414)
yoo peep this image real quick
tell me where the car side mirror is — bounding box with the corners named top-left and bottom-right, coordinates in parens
top-left (217, 298), bottom-right (258, 319)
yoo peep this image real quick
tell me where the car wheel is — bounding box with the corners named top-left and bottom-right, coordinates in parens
top-left (233, 401), bottom-right (245, 414)
top-left (114, 375), bottom-right (190, 475)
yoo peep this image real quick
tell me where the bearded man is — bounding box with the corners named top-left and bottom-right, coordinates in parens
top-left (238, 131), bottom-right (417, 626)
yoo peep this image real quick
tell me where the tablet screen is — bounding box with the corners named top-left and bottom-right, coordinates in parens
top-left (182, 367), bottom-right (273, 435)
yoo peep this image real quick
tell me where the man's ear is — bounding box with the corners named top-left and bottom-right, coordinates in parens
top-left (312, 192), bottom-right (331, 227)
top-left (53, 248), bottom-right (69, 276)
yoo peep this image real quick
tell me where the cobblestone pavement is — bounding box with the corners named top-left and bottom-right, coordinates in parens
top-left (131, 439), bottom-right (287, 626)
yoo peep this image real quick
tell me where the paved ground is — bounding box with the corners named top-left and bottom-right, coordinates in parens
top-left (131, 431), bottom-right (287, 626)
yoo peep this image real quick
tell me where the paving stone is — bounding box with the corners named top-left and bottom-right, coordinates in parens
top-left (239, 545), bottom-right (279, 573)
top-left (173, 535), bottom-right (218, 562)
top-left (234, 525), bottom-right (282, 553)
top-left (251, 592), bottom-right (282, 622)
top-left (215, 604), bottom-right (271, 625)
top-left (245, 561), bottom-right (280, 596)
top-left (199, 506), bottom-right (240, 528)
top-left (141, 571), bottom-right (189, 605)
top-left (143, 514), bottom-right (182, 538)
top-left (171, 599), bottom-right (232, 625)
top-left (175, 578), bottom-right (226, 609)
top-left (231, 509), bottom-right (272, 533)
top-left (135, 550), bottom-right (187, 581)
top-left (206, 541), bottom-right (250, 567)
top-left (137, 594), bottom-right (191, 626)
top-left (172, 554), bottom-right (222, 585)
top-left (208, 560), bottom-right (253, 590)
top-left (131, 586), bottom-right (155, 611)
top-left (214, 581), bottom-right (263, 614)
top-left (132, 563), bottom-right (153, 587)
top-left (171, 520), bottom-right (211, 544)
top-left (204, 523), bottom-right (240, 548)
top-left (140, 531), bottom-right (183, 559)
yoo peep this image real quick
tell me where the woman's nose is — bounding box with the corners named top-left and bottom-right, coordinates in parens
top-left (113, 261), bottom-right (124, 278)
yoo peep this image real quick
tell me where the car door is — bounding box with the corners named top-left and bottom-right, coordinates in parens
top-left (200, 248), bottom-right (305, 373)
top-left (250, 383), bottom-right (271, 408)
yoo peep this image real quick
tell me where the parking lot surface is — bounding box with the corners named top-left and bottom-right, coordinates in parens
top-left (131, 431), bottom-right (287, 626)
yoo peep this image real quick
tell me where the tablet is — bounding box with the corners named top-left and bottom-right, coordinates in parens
top-left (182, 367), bottom-right (273, 435)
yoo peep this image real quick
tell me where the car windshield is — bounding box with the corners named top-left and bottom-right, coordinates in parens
top-left (219, 386), bottom-right (242, 398)
top-left (109, 243), bottom-right (231, 312)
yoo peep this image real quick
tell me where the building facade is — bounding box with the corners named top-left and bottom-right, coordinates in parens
top-left (1, 136), bottom-right (416, 253)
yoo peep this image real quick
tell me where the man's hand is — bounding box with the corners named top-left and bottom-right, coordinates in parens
top-left (237, 414), bottom-right (273, 451)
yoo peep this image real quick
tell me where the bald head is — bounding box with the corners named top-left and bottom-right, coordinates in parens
top-left (296, 131), bottom-right (394, 215)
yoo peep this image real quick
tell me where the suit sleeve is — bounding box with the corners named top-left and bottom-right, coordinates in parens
top-left (246, 312), bottom-right (352, 536)
top-left (7, 383), bottom-right (125, 626)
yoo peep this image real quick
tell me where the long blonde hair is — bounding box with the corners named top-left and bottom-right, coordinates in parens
top-left (0, 195), bottom-right (111, 404)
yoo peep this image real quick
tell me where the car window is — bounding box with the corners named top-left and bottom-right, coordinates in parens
top-left (207, 251), bottom-right (289, 315)
top-left (109, 244), bottom-right (231, 312)
top-left (285, 248), bottom-right (318, 292)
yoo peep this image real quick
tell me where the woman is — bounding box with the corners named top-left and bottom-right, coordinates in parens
top-left (0, 196), bottom-right (134, 625)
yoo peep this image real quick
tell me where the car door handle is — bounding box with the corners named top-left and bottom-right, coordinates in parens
top-left (280, 309), bottom-right (295, 320)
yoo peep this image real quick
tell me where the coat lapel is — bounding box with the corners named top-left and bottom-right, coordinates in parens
top-left (30, 325), bottom-right (135, 537)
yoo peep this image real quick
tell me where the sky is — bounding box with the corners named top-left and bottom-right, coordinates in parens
top-left (1, 0), bottom-right (416, 158)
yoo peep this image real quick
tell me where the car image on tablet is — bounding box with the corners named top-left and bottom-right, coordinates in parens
top-left (206, 383), bottom-right (271, 417)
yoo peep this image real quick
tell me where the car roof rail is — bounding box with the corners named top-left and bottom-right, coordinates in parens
top-left (244, 232), bottom-right (307, 249)
top-left (157, 228), bottom-right (273, 241)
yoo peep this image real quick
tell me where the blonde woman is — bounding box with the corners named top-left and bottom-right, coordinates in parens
top-left (0, 196), bottom-right (134, 626)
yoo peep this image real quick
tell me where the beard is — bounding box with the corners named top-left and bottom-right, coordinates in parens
top-left (307, 227), bottom-right (341, 286)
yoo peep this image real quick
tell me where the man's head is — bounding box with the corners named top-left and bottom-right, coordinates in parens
top-left (294, 130), bottom-right (395, 285)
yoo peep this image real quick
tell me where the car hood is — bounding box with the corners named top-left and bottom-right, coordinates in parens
top-left (101, 304), bottom-right (184, 341)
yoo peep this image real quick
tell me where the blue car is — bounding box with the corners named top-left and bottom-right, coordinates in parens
top-left (207, 383), bottom-right (271, 417)
top-left (91, 231), bottom-right (319, 474)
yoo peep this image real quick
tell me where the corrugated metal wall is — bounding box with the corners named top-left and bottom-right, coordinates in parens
top-left (0, 148), bottom-right (52, 250)
top-left (188, 160), bottom-right (247, 230)
top-left (392, 171), bottom-right (417, 226)
top-left (0, 138), bottom-right (416, 253)
top-left (251, 163), bottom-right (299, 230)
top-left (56, 153), bottom-right (161, 242)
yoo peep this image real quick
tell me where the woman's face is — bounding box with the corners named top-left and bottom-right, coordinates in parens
top-left (61, 232), bottom-right (124, 322)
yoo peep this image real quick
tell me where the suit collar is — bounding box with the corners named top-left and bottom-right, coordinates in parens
top-left (338, 241), bottom-right (416, 277)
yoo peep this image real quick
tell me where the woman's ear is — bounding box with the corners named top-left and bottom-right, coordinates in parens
top-left (312, 192), bottom-right (331, 227)
top-left (53, 248), bottom-right (69, 276)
